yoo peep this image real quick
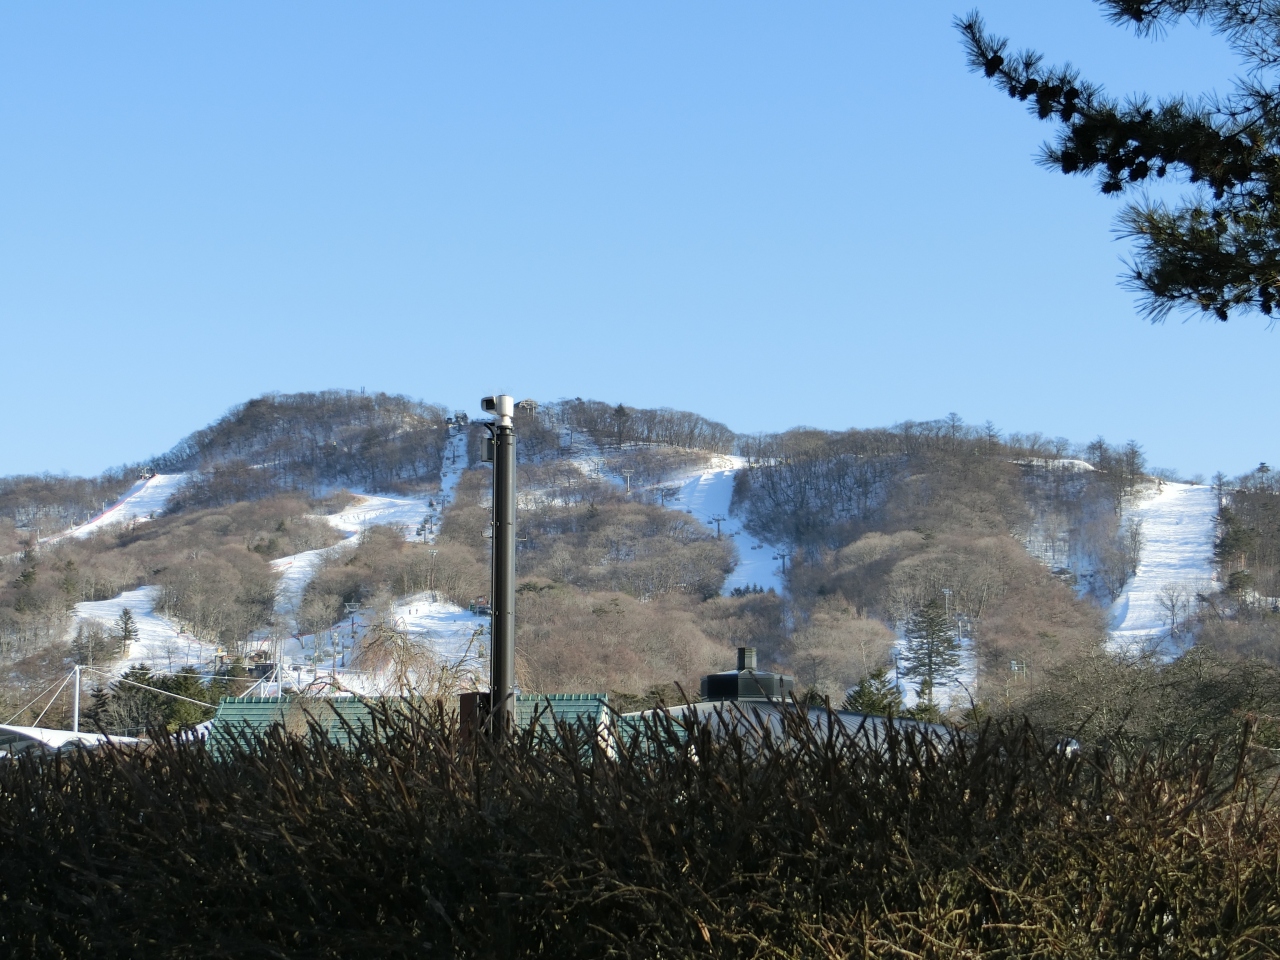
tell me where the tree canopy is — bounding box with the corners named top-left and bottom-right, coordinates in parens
top-left (960, 1), bottom-right (1280, 322)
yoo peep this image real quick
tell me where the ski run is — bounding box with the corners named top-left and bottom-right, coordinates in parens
top-left (1107, 482), bottom-right (1219, 658)
top-left (52, 473), bottom-right (189, 543)
top-left (652, 456), bottom-right (784, 596)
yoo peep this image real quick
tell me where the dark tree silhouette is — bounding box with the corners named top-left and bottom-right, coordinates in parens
top-left (899, 599), bottom-right (961, 710)
top-left (843, 665), bottom-right (903, 716)
top-left (960, 2), bottom-right (1280, 322)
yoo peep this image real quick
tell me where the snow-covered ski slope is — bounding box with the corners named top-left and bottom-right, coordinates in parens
top-left (70, 586), bottom-right (219, 674)
top-left (67, 429), bottom-right (475, 685)
top-left (273, 430), bottom-right (469, 633)
top-left (325, 494), bottom-right (433, 538)
top-left (664, 457), bottom-right (783, 595)
top-left (52, 474), bottom-right (189, 542)
top-left (1109, 482), bottom-right (1218, 657)
top-left (264, 592), bottom-right (488, 697)
top-left (388, 593), bottom-right (487, 662)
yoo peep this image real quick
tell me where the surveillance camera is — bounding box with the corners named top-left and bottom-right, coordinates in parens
top-left (480, 395), bottom-right (515, 421)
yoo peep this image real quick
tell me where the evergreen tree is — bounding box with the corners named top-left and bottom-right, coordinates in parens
top-left (84, 684), bottom-right (111, 732)
top-left (158, 668), bottom-right (216, 730)
top-left (902, 699), bottom-right (945, 725)
top-left (108, 665), bottom-right (168, 735)
top-left (71, 622), bottom-right (109, 666)
top-left (843, 666), bottom-right (903, 716)
top-left (960, 2), bottom-right (1280, 322)
top-left (113, 608), bottom-right (138, 656)
top-left (899, 599), bottom-right (961, 711)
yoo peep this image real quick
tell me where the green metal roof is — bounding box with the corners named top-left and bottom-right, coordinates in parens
top-left (208, 693), bottom-right (609, 757)
top-left (514, 693), bottom-right (608, 738)
top-left (208, 695), bottom-right (380, 757)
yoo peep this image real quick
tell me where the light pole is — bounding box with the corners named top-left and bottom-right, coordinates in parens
top-left (481, 395), bottom-right (517, 733)
top-left (71, 663), bottom-right (81, 733)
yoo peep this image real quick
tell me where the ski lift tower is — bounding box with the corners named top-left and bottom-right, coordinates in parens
top-left (343, 601), bottom-right (360, 668)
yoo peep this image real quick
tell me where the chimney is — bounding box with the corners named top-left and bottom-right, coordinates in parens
top-left (701, 647), bottom-right (794, 702)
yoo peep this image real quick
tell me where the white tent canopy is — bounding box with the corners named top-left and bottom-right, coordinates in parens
top-left (0, 724), bottom-right (139, 757)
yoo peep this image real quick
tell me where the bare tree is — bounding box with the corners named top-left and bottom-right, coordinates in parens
top-left (1157, 583), bottom-right (1192, 643)
top-left (356, 617), bottom-right (482, 699)
top-left (786, 600), bottom-right (895, 700)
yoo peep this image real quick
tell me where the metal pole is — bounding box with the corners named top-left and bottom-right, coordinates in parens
top-left (72, 664), bottom-right (80, 733)
top-left (486, 395), bottom-right (517, 732)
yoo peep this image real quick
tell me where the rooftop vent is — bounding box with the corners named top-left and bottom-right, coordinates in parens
top-left (700, 646), bottom-right (795, 703)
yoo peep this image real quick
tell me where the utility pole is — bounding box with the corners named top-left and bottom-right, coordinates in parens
top-left (481, 395), bottom-right (517, 733)
top-left (71, 664), bottom-right (80, 733)
top-left (343, 602), bottom-right (360, 670)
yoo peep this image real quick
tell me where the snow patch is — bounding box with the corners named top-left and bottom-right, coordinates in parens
top-left (267, 592), bottom-right (489, 697)
top-left (1016, 458), bottom-right (1096, 472)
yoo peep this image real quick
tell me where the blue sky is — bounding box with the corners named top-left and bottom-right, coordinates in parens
top-left (1, 2), bottom-right (1270, 480)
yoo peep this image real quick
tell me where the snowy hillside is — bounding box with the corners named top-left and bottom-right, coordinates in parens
top-left (53, 474), bottom-right (189, 542)
top-left (248, 428), bottom-right (483, 693)
top-left (663, 458), bottom-right (784, 595)
top-left (70, 586), bottom-right (217, 674)
top-left (1108, 482), bottom-right (1218, 658)
top-left (538, 432), bottom-right (785, 597)
top-left (64, 430), bottom-right (478, 690)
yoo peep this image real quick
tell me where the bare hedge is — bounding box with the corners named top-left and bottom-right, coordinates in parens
top-left (2, 706), bottom-right (1278, 958)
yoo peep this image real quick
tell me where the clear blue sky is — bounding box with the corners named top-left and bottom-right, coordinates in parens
top-left (1, 2), bottom-right (1270, 480)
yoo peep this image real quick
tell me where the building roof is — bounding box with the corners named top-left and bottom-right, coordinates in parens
top-left (206, 692), bottom-right (949, 760)
top-left (515, 692), bottom-right (609, 734)
top-left (208, 695), bottom-right (380, 756)
top-left (209, 693), bottom-right (610, 755)
top-left (0, 724), bottom-right (139, 757)
top-left (616, 700), bottom-right (953, 750)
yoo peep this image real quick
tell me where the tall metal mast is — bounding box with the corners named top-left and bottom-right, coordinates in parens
top-left (481, 395), bottom-right (517, 731)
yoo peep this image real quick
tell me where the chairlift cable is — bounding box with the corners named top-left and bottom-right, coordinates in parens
top-left (79, 666), bottom-right (216, 709)
top-left (32, 672), bottom-right (74, 728)
top-left (5, 674), bottom-right (71, 726)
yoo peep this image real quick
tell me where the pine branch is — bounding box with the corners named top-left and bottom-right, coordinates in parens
top-left (957, 7), bottom-right (1280, 320)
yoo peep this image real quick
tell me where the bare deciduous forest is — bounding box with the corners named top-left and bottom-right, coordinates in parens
top-left (160, 391), bottom-right (451, 508)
